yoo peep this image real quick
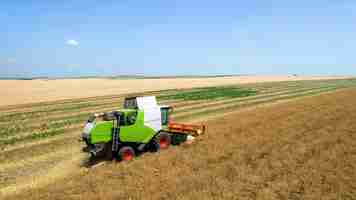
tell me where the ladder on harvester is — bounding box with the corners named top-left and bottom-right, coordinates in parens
top-left (112, 113), bottom-right (121, 152)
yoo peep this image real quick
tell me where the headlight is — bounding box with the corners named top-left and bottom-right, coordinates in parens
top-left (82, 122), bottom-right (94, 138)
top-left (83, 122), bottom-right (94, 134)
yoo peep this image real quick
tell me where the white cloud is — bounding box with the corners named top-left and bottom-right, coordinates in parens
top-left (66, 39), bottom-right (79, 46)
top-left (0, 58), bottom-right (16, 64)
top-left (7, 58), bottom-right (16, 63)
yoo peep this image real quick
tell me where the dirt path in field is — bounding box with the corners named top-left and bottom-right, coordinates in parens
top-left (3, 88), bottom-right (356, 200)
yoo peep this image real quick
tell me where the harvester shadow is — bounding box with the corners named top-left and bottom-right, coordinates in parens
top-left (80, 146), bottom-right (108, 168)
top-left (80, 155), bottom-right (107, 168)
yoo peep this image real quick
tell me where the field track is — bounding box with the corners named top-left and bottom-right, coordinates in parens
top-left (1, 78), bottom-right (356, 199)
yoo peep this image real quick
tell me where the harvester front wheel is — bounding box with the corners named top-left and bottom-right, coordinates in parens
top-left (118, 146), bottom-right (135, 161)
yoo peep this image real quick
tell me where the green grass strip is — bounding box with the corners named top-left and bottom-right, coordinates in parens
top-left (175, 86), bottom-right (341, 121)
top-left (158, 87), bottom-right (258, 101)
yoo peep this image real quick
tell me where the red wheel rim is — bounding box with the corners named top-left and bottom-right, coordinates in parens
top-left (122, 150), bottom-right (133, 161)
top-left (159, 137), bottom-right (168, 149)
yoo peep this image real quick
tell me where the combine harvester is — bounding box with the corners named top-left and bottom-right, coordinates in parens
top-left (81, 96), bottom-right (206, 161)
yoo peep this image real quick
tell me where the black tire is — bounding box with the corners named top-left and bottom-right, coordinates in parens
top-left (151, 132), bottom-right (171, 152)
top-left (104, 142), bottom-right (113, 160)
top-left (117, 146), bottom-right (135, 161)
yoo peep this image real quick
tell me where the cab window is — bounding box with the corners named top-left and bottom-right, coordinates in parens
top-left (125, 111), bottom-right (137, 125)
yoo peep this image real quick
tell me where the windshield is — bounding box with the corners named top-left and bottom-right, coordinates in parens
top-left (121, 111), bottom-right (137, 125)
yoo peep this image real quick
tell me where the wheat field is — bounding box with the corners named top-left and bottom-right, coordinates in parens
top-left (3, 83), bottom-right (356, 200)
top-left (0, 78), bottom-right (356, 199)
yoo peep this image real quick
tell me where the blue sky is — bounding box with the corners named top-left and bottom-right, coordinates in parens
top-left (1, 0), bottom-right (356, 77)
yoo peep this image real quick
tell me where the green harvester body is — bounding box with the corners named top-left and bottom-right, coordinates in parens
top-left (81, 96), bottom-right (204, 161)
top-left (89, 109), bottom-right (159, 144)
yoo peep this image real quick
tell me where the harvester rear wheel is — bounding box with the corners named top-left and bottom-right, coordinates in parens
top-left (152, 132), bottom-right (171, 151)
top-left (105, 142), bottom-right (113, 160)
top-left (118, 146), bottom-right (135, 161)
